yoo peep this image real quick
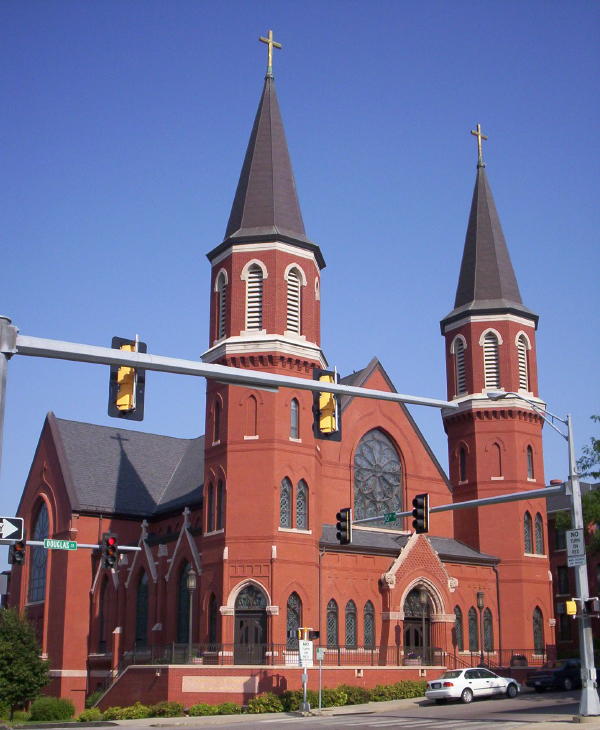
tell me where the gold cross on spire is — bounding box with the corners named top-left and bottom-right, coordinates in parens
top-left (259, 29), bottom-right (282, 77)
top-left (471, 123), bottom-right (488, 168)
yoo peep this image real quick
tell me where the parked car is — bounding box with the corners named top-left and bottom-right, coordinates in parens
top-left (425, 668), bottom-right (520, 704)
top-left (525, 659), bottom-right (581, 692)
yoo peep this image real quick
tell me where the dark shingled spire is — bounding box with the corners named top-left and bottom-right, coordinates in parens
top-left (441, 166), bottom-right (537, 329)
top-left (208, 75), bottom-right (324, 268)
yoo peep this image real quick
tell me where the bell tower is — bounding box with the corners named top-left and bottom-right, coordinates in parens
top-left (441, 126), bottom-right (553, 650)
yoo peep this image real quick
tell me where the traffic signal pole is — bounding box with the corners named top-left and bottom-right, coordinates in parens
top-left (0, 317), bottom-right (18, 481)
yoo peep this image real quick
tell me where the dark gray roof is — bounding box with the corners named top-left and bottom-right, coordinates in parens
top-left (320, 525), bottom-right (498, 565)
top-left (546, 481), bottom-right (598, 513)
top-left (207, 76), bottom-right (325, 269)
top-left (46, 413), bottom-right (203, 517)
top-left (441, 166), bottom-right (537, 330)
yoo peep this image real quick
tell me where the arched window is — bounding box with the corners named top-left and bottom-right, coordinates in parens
top-left (290, 398), bottom-right (299, 439)
top-left (354, 429), bottom-right (402, 528)
top-left (524, 511), bottom-right (533, 553)
top-left (517, 334), bottom-right (529, 391)
top-left (208, 593), bottom-right (218, 645)
top-left (246, 264), bottom-right (264, 330)
top-left (454, 606), bottom-right (464, 651)
top-left (28, 501), bottom-right (49, 603)
top-left (135, 572), bottom-right (149, 647)
top-left (216, 480), bottom-right (225, 531)
top-left (216, 271), bottom-right (227, 340)
top-left (296, 480), bottom-right (308, 530)
top-left (280, 478), bottom-right (292, 528)
top-left (492, 442), bottom-right (502, 477)
top-left (483, 608), bottom-right (493, 651)
top-left (527, 446), bottom-right (534, 479)
top-left (535, 512), bottom-right (544, 554)
top-left (286, 592), bottom-right (302, 649)
top-left (483, 331), bottom-right (500, 388)
top-left (327, 599), bottom-right (338, 648)
top-left (454, 337), bottom-right (467, 395)
top-left (459, 446), bottom-right (467, 482)
top-left (468, 607), bottom-right (478, 651)
top-left (213, 399), bottom-right (221, 443)
top-left (245, 395), bottom-right (257, 437)
top-left (207, 483), bottom-right (215, 532)
top-left (533, 607), bottom-right (544, 653)
top-left (364, 601), bottom-right (375, 649)
top-left (345, 600), bottom-right (357, 648)
top-left (98, 577), bottom-right (109, 652)
top-left (177, 562), bottom-right (191, 643)
top-left (286, 267), bottom-right (302, 334)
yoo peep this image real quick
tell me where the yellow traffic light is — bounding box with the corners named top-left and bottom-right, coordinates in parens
top-left (318, 373), bottom-right (337, 433)
top-left (108, 336), bottom-right (146, 421)
top-left (116, 344), bottom-right (136, 412)
top-left (565, 599), bottom-right (577, 616)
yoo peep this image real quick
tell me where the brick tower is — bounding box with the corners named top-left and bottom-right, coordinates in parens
top-left (440, 129), bottom-right (555, 652)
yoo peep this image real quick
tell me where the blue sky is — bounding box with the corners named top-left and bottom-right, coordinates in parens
top-left (1, 1), bottom-right (599, 564)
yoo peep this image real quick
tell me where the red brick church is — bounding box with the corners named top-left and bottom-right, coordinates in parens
top-left (8, 43), bottom-right (554, 712)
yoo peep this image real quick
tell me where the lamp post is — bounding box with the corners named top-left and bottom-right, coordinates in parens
top-left (477, 591), bottom-right (485, 666)
top-left (488, 391), bottom-right (599, 717)
top-left (419, 589), bottom-right (428, 664)
top-left (186, 566), bottom-right (197, 663)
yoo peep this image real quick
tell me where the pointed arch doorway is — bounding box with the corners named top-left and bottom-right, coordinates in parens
top-left (234, 584), bottom-right (267, 664)
top-left (403, 587), bottom-right (432, 663)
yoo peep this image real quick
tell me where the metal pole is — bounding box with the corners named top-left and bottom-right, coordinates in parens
top-left (188, 589), bottom-right (193, 664)
top-left (567, 414), bottom-right (600, 717)
top-left (0, 317), bottom-right (18, 481)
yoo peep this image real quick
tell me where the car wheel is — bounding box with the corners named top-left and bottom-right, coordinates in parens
top-left (506, 683), bottom-right (518, 698)
top-left (461, 688), bottom-right (473, 704)
top-left (563, 677), bottom-right (573, 691)
top-left (435, 699), bottom-right (447, 705)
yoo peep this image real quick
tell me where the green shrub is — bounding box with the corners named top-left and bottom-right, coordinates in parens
top-left (336, 684), bottom-right (371, 705)
top-left (245, 692), bottom-right (284, 713)
top-left (280, 689), bottom-right (320, 711)
top-left (78, 707), bottom-right (103, 722)
top-left (150, 700), bottom-right (184, 717)
top-left (0, 701), bottom-right (9, 719)
top-left (390, 680), bottom-right (426, 699)
top-left (321, 688), bottom-right (348, 707)
top-left (102, 702), bottom-right (151, 720)
top-left (29, 696), bottom-right (75, 721)
top-left (188, 702), bottom-right (219, 716)
top-left (370, 684), bottom-right (394, 702)
top-left (85, 689), bottom-right (103, 708)
top-left (101, 706), bottom-right (123, 720)
top-left (217, 702), bottom-right (242, 714)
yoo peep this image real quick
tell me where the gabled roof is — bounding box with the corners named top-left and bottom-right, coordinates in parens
top-left (37, 413), bottom-right (203, 518)
top-left (207, 75), bottom-right (325, 269)
top-left (441, 166), bottom-right (537, 330)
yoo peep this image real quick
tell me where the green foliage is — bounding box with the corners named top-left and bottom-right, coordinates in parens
top-left (578, 415), bottom-right (600, 480)
top-left (188, 702), bottom-right (219, 716)
top-left (336, 684), bottom-right (371, 705)
top-left (320, 688), bottom-right (348, 706)
top-left (280, 689), bottom-right (318, 711)
top-left (102, 702), bottom-right (151, 720)
top-left (216, 701), bottom-right (242, 714)
top-left (85, 689), bottom-right (103, 708)
top-left (245, 692), bottom-right (284, 713)
top-left (78, 707), bottom-right (103, 722)
top-left (370, 680), bottom-right (426, 701)
top-left (29, 696), bottom-right (75, 721)
top-left (0, 608), bottom-right (49, 717)
top-left (150, 700), bottom-right (184, 717)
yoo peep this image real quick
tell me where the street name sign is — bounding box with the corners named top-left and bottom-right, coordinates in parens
top-left (316, 647), bottom-right (325, 661)
top-left (0, 516), bottom-right (24, 541)
top-left (384, 512), bottom-right (396, 523)
top-left (43, 538), bottom-right (77, 551)
top-left (298, 639), bottom-right (313, 668)
top-left (566, 529), bottom-right (586, 567)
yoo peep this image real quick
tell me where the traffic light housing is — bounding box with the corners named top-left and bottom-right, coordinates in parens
top-left (565, 599), bottom-right (578, 616)
top-left (411, 493), bottom-right (430, 534)
top-left (313, 369), bottom-right (341, 441)
top-left (9, 539), bottom-right (26, 565)
top-left (584, 597), bottom-right (599, 615)
top-left (101, 533), bottom-right (119, 569)
top-left (108, 336), bottom-right (146, 421)
top-left (335, 507), bottom-right (352, 545)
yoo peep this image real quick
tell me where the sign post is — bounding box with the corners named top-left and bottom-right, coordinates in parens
top-left (298, 639), bottom-right (313, 712)
top-left (316, 647), bottom-right (325, 711)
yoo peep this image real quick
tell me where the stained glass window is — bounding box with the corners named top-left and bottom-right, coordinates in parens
top-left (327, 599), bottom-right (338, 648)
top-left (235, 584), bottom-right (267, 609)
top-left (354, 429), bottom-right (402, 528)
top-left (524, 511), bottom-right (533, 553)
top-left (208, 593), bottom-right (218, 645)
top-left (286, 592), bottom-right (302, 649)
top-left (454, 606), bottom-right (464, 651)
top-left (177, 562), bottom-right (190, 643)
top-left (527, 445), bottom-right (535, 479)
top-left (404, 588), bottom-right (429, 618)
top-left (28, 501), bottom-right (49, 603)
top-left (483, 608), bottom-right (493, 651)
top-left (533, 607), bottom-right (544, 653)
top-left (280, 478), bottom-right (292, 528)
top-left (535, 513), bottom-right (544, 554)
top-left (135, 572), bottom-right (149, 646)
top-left (290, 398), bottom-right (299, 439)
top-left (345, 600), bottom-right (357, 648)
top-left (364, 601), bottom-right (375, 649)
top-left (296, 480), bottom-right (308, 529)
top-left (468, 607), bottom-right (478, 651)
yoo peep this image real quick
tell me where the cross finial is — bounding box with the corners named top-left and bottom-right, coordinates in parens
top-left (259, 29), bottom-right (282, 78)
top-left (471, 123), bottom-right (488, 168)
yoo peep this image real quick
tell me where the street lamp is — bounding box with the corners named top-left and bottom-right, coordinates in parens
top-left (487, 391), bottom-right (599, 717)
top-left (477, 591), bottom-right (485, 666)
top-left (186, 566), bottom-right (197, 663)
top-left (419, 589), bottom-right (428, 664)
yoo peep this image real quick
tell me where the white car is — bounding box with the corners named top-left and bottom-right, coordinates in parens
top-left (425, 668), bottom-right (520, 704)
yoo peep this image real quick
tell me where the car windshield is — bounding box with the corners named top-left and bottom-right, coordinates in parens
top-left (440, 671), bottom-right (462, 679)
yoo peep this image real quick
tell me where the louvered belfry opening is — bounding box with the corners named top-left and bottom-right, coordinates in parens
top-left (286, 268), bottom-right (301, 333)
top-left (246, 264), bottom-right (264, 330)
top-left (455, 338), bottom-right (467, 395)
top-left (216, 272), bottom-right (227, 339)
top-left (517, 334), bottom-right (529, 391)
top-left (483, 331), bottom-right (500, 388)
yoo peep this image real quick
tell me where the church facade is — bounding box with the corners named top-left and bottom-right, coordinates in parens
top-left (7, 48), bottom-right (554, 711)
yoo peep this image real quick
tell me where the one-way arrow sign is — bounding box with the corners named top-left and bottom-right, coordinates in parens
top-left (0, 517), bottom-right (24, 541)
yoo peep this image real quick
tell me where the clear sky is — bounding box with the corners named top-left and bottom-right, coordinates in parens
top-left (2, 1), bottom-right (599, 566)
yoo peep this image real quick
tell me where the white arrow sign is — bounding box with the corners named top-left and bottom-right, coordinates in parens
top-left (0, 517), bottom-right (24, 541)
